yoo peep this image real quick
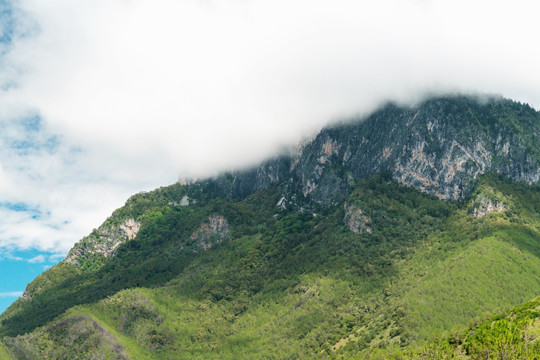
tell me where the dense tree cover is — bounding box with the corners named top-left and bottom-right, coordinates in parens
top-left (1, 95), bottom-right (539, 358)
top-left (0, 173), bottom-right (538, 359)
top-left (367, 296), bottom-right (540, 359)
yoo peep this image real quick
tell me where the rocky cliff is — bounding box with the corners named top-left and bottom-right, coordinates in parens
top-left (2, 94), bottom-right (540, 359)
top-left (64, 95), bottom-right (540, 268)
top-left (202, 95), bottom-right (540, 205)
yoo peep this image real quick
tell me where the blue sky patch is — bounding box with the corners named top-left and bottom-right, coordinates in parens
top-left (0, 201), bottom-right (38, 213)
top-left (0, 115), bottom-right (61, 156)
top-left (0, 201), bottom-right (43, 220)
top-left (0, 1), bottom-right (15, 45)
top-left (0, 248), bottom-right (65, 313)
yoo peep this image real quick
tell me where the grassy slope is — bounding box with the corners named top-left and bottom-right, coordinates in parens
top-left (398, 230), bottom-right (540, 340)
top-left (367, 295), bottom-right (540, 359)
top-left (394, 183), bottom-right (540, 342)
top-left (0, 344), bottom-right (11, 360)
top-left (1, 175), bottom-right (539, 359)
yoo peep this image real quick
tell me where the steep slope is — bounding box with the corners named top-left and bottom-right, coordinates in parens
top-left (2, 175), bottom-right (539, 359)
top-left (0, 95), bottom-right (539, 358)
top-left (368, 294), bottom-right (540, 359)
top-left (194, 94), bottom-right (539, 205)
top-left (2, 315), bottom-right (128, 360)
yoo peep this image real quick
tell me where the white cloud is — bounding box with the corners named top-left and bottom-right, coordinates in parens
top-left (26, 255), bottom-right (46, 263)
top-left (0, 0), bottom-right (539, 252)
top-left (0, 117), bottom-right (152, 252)
top-left (0, 292), bottom-right (23, 298)
top-left (48, 253), bottom-right (67, 262)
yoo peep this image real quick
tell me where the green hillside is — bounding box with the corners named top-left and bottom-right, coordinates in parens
top-left (368, 294), bottom-right (540, 359)
top-left (1, 96), bottom-right (539, 358)
top-left (1, 173), bottom-right (539, 358)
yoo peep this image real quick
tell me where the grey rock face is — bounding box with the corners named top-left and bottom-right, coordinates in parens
top-left (65, 218), bottom-right (141, 266)
top-left (207, 96), bottom-right (539, 205)
top-left (344, 203), bottom-right (372, 234)
top-left (296, 97), bottom-right (540, 203)
top-left (470, 195), bottom-right (506, 218)
top-left (63, 95), bottom-right (540, 268)
top-left (190, 215), bottom-right (230, 252)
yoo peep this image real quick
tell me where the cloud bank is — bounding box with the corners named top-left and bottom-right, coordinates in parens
top-left (0, 292), bottom-right (23, 298)
top-left (0, 0), bottom-right (539, 252)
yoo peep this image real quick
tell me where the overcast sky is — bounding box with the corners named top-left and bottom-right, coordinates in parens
top-left (0, 0), bottom-right (540, 296)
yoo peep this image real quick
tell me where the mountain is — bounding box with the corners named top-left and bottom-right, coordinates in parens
top-left (0, 95), bottom-right (539, 359)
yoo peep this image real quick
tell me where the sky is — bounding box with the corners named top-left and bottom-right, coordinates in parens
top-left (0, 0), bottom-right (540, 312)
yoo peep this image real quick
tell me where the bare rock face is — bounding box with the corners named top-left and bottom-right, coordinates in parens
top-left (470, 195), bottom-right (506, 218)
top-left (179, 195), bottom-right (190, 206)
top-left (182, 96), bottom-right (539, 208)
top-left (57, 96), bottom-right (540, 268)
top-left (65, 218), bottom-right (141, 266)
top-left (289, 96), bottom-right (540, 205)
top-left (119, 218), bottom-right (140, 240)
top-left (276, 196), bottom-right (287, 209)
top-left (302, 137), bottom-right (342, 198)
top-left (190, 215), bottom-right (230, 252)
top-left (344, 203), bottom-right (372, 234)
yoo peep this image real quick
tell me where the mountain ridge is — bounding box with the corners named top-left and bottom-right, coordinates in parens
top-left (187, 94), bottom-right (540, 205)
top-left (62, 94), bottom-right (540, 272)
top-left (1, 94), bottom-right (539, 359)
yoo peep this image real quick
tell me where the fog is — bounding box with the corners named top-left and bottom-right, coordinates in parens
top-left (0, 0), bottom-right (539, 252)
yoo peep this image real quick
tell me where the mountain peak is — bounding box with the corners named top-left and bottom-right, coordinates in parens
top-left (198, 95), bottom-right (539, 206)
top-left (1, 94), bottom-right (539, 359)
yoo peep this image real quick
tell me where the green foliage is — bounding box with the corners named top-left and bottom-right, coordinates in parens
top-left (2, 315), bottom-right (127, 359)
top-left (0, 343), bottom-right (12, 360)
top-left (1, 95), bottom-right (540, 358)
top-left (0, 173), bottom-right (539, 359)
top-left (371, 296), bottom-right (540, 359)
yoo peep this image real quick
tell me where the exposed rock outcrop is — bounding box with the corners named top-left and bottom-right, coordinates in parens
top-left (56, 96), bottom-right (539, 271)
top-left (294, 97), bottom-right (539, 204)
top-left (200, 96), bottom-right (539, 206)
top-left (470, 195), bottom-right (506, 218)
top-left (190, 215), bottom-right (230, 252)
top-left (180, 195), bottom-right (190, 206)
top-left (344, 203), bottom-right (372, 234)
top-left (65, 218), bottom-right (141, 266)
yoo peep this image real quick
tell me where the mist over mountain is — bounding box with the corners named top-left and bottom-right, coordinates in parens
top-left (0, 95), bottom-right (539, 359)
top-left (2, 0), bottom-right (540, 268)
